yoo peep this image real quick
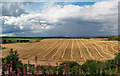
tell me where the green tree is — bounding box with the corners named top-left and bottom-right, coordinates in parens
top-left (2, 48), bottom-right (22, 74)
top-left (108, 35), bottom-right (118, 41)
top-left (118, 35), bottom-right (120, 41)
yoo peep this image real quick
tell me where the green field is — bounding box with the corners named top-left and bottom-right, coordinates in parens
top-left (3, 38), bottom-right (42, 40)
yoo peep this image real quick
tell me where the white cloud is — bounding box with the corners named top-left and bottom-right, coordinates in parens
top-left (2, 1), bottom-right (118, 37)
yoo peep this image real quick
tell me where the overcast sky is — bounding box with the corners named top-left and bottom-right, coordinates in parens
top-left (1, 0), bottom-right (118, 37)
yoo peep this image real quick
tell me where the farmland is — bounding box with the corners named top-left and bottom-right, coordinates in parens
top-left (3, 37), bottom-right (42, 40)
top-left (2, 38), bottom-right (119, 65)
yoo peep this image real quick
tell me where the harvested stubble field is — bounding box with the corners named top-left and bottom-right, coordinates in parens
top-left (2, 39), bottom-right (119, 65)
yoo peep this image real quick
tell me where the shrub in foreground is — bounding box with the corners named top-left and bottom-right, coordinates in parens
top-left (2, 48), bottom-right (22, 74)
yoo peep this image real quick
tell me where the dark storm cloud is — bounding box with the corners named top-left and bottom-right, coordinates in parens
top-left (1, 1), bottom-right (118, 37)
top-left (2, 2), bottom-right (29, 17)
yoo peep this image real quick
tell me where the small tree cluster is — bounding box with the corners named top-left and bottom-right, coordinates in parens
top-left (108, 35), bottom-right (120, 41)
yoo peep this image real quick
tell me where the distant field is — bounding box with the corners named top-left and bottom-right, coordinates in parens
top-left (2, 38), bottom-right (119, 65)
top-left (3, 38), bottom-right (42, 40)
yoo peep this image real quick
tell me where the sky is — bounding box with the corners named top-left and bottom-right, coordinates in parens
top-left (1, 0), bottom-right (119, 37)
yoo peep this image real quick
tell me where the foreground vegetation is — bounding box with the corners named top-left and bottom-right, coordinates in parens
top-left (2, 49), bottom-right (120, 75)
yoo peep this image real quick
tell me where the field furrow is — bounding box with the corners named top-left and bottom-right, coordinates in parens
top-left (60, 40), bottom-right (70, 61)
top-left (101, 42), bottom-right (117, 53)
top-left (2, 38), bottom-right (119, 65)
top-left (90, 40), bottom-right (115, 59)
top-left (63, 39), bottom-right (72, 61)
top-left (72, 39), bottom-right (83, 61)
top-left (2, 43), bottom-right (34, 55)
top-left (88, 40), bottom-right (113, 60)
top-left (78, 39), bottom-right (94, 60)
top-left (35, 40), bottom-right (60, 60)
top-left (22, 40), bottom-right (55, 59)
top-left (81, 39), bottom-right (103, 61)
top-left (51, 40), bottom-right (69, 62)
top-left (44, 40), bottom-right (64, 61)
top-left (76, 39), bottom-right (86, 60)
top-left (107, 42), bottom-right (118, 52)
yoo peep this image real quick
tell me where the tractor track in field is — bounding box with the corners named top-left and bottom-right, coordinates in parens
top-left (2, 39), bottom-right (118, 65)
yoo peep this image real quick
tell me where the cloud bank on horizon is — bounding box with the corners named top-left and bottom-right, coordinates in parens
top-left (1, 0), bottom-right (118, 37)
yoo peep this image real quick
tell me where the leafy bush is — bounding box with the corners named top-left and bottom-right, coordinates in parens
top-left (2, 48), bottom-right (23, 74)
top-left (80, 60), bottom-right (102, 74)
top-left (103, 53), bottom-right (120, 73)
top-left (60, 61), bottom-right (79, 68)
top-left (108, 35), bottom-right (119, 41)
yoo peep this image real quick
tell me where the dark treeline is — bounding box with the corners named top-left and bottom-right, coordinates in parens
top-left (2, 36), bottom-right (109, 39)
